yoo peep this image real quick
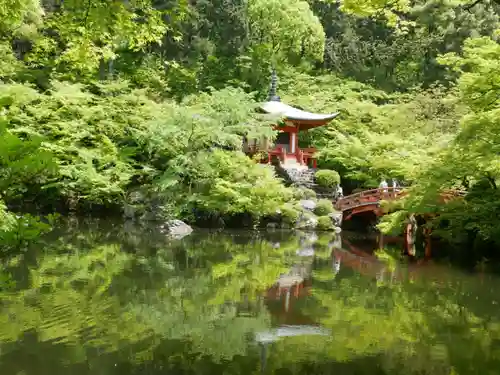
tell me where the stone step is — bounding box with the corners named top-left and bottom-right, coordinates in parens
top-left (282, 167), bottom-right (316, 187)
top-left (275, 162), bottom-right (324, 190)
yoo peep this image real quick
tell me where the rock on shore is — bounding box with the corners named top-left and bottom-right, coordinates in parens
top-left (160, 220), bottom-right (193, 239)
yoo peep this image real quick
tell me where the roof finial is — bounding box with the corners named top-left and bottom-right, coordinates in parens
top-left (267, 67), bottom-right (280, 102)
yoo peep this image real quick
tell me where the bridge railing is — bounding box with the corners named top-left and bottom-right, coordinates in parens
top-left (335, 186), bottom-right (467, 212)
top-left (335, 187), bottom-right (405, 211)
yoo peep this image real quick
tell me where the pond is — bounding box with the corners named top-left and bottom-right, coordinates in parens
top-left (1, 220), bottom-right (500, 375)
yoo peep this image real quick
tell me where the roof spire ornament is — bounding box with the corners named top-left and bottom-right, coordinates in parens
top-left (267, 68), bottom-right (280, 102)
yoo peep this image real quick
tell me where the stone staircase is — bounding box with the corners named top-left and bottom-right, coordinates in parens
top-left (273, 163), bottom-right (314, 188)
top-left (274, 162), bottom-right (338, 200)
top-left (284, 166), bottom-right (316, 188)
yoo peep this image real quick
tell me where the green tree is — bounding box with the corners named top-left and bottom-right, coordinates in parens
top-left (247, 0), bottom-right (325, 63)
top-left (379, 34), bottom-right (500, 256)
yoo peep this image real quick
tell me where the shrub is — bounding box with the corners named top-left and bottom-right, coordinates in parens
top-left (183, 150), bottom-right (295, 220)
top-left (317, 216), bottom-right (334, 231)
top-left (314, 199), bottom-right (334, 216)
top-left (295, 210), bottom-right (316, 230)
top-left (280, 205), bottom-right (300, 225)
top-left (315, 170), bottom-right (340, 188)
top-left (293, 187), bottom-right (317, 200)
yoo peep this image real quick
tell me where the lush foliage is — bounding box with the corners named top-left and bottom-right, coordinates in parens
top-left (378, 33), bottom-right (500, 262)
top-left (0, 79), bottom-right (286, 224)
top-left (280, 204), bottom-right (301, 225)
top-left (0, 0), bottom-right (499, 259)
top-left (0, 121), bottom-right (56, 251)
top-left (314, 199), bottom-right (335, 216)
top-left (316, 215), bottom-right (334, 231)
top-left (294, 187), bottom-right (317, 200)
top-left (173, 149), bottom-right (294, 222)
top-left (314, 169), bottom-right (340, 188)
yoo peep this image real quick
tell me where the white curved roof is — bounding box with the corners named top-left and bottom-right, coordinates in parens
top-left (260, 101), bottom-right (339, 122)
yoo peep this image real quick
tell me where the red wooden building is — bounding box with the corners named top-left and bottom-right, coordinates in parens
top-left (245, 70), bottom-right (339, 168)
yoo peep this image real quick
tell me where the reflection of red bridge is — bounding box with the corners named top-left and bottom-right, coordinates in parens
top-left (333, 247), bottom-right (384, 278)
top-left (263, 238), bottom-right (456, 325)
top-left (334, 240), bottom-right (453, 284)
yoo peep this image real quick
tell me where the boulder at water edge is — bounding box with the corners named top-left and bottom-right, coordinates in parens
top-left (296, 213), bottom-right (318, 230)
top-left (160, 220), bottom-right (193, 239)
top-left (299, 199), bottom-right (316, 211)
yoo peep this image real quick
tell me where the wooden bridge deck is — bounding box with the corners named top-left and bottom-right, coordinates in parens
top-left (335, 187), bottom-right (465, 220)
top-left (335, 187), bottom-right (403, 220)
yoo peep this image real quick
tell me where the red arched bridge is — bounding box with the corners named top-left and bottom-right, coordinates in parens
top-left (335, 187), bottom-right (465, 220)
top-left (334, 187), bottom-right (404, 220)
top-left (334, 187), bottom-right (466, 258)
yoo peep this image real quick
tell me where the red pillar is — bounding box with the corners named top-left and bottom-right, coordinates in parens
top-left (312, 159), bottom-right (317, 168)
top-left (295, 130), bottom-right (299, 162)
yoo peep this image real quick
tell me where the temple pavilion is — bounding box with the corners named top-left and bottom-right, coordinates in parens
top-left (245, 70), bottom-right (339, 168)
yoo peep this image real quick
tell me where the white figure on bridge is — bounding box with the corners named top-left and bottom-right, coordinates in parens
top-left (379, 179), bottom-right (388, 193)
top-left (336, 185), bottom-right (343, 199)
top-left (392, 178), bottom-right (399, 190)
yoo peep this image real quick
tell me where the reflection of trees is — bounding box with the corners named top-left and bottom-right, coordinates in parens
top-left (129, 265), bottom-right (272, 360)
top-left (0, 245), bottom-right (145, 345)
top-left (293, 258), bottom-right (500, 374)
top-left (0, 244), bottom-right (150, 375)
top-left (0, 228), bottom-right (302, 373)
top-left (1, 225), bottom-right (500, 375)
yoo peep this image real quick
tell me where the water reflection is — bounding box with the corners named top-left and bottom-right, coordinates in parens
top-left (0, 222), bottom-right (499, 375)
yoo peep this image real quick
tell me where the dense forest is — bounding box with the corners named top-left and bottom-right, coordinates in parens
top-left (0, 0), bottom-right (499, 260)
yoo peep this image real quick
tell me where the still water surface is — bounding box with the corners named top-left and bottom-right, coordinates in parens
top-left (1, 221), bottom-right (500, 375)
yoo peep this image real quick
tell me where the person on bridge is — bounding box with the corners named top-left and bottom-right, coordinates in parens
top-left (392, 178), bottom-right (400, 193)
top-left (336, 185), bottom-right (344, 199)
top-left (379, 179), bottom-right (388, 193)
